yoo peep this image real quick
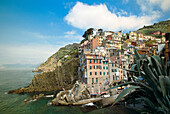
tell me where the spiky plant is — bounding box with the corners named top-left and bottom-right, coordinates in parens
top-left (108, 49), bottom-right (170, 114)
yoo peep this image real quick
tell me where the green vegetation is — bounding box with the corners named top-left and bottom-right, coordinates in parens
top-left (39, 43), bottom-right (79, 67)
top-left (136, 20), bottom-right (170, 35)
top-left (108, 49), bottom-right (170, 114)
top-left (81, 28), bottom-right (94, 44)
top-left (82, 28), bottom-right (94, 38)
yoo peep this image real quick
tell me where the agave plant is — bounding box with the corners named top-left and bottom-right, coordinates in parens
top-left (108, 48), bottom-right (170, 114)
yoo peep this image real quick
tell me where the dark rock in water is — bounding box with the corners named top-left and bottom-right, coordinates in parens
top-left (8, 58), bottom-right (79, 94)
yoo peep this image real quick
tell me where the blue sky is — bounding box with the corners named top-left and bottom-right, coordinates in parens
top-left (0, 0), bottom-right (170, 66)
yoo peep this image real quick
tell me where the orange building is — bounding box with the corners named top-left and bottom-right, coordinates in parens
top-left (92, 36), bottom-right (99, 49)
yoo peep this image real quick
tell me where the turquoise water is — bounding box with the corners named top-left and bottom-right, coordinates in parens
top-left (0, 69), bottom-right (84, 114)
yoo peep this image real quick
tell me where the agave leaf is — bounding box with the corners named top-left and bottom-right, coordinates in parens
top-left (161, 57), bottom-right (167, 76)
top-left (133, 76), bottom-right (142, 82)
top-left (120, 79), bottom-right (128, 82)
top-left (134, 48), bottom-right (142, 60)
top-left (147, 57), bottom-right (152, 66)
top-left (157, 107), bottom-right (166, 114)
top-left (131, 64), bottom-right (137, 71)
top-left (152, 55), bottom-right (161, 64)
top-left (113, 86), bottom-right (140, 105)
top-left (136, 60), bottom-right (141, 74)
top-left (142, 60), bottom-right (161, 91)
top-left (159, 76), bottom-right (166, 98)
top-left (119, 67), bottom-right (138, 73)
top-left (148, 64), bottom-right (159, 82)
top-left (107, 82), bottom-right (129, 90)
top-left (142, 97), bottom-right (157, 111)
top-left (151, 56), bottom-right (163, 76)
top-left (154, 93), bottom-right (169, 113)
top-left (164, 76), bottom-right (170, 96)
top-left (108, 82), bottom-right (153, 92)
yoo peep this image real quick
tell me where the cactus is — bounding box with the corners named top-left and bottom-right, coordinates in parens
top-left (108, 48), bottom-right (170, 114)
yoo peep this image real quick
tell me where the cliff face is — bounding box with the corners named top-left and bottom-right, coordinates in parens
top-left (9, 58), bottom-right (79, 94)
top-left (36, 43), bottom-right (79, 72)
top-left (9, 43), bottom-right (80, 94)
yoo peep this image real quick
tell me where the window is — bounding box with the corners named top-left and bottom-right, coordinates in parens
top-left (112, 69), bottom-right (114, 72)
top-left (103, 61), bottom-right (105, 64)
top-left (90, 60), bottom-right (92, 63)
top-left (95, 60), bottom-right (98, 63)
top-left (106, 61), bottom-right (108, 64)
top-left (99, 60), bottom-right (101, 63)
top-left (96, 78), bottom-right (98, 83)
top-left (103, 72), bottom-right (105, 75)
top-left (107, 72), bottom-right (109, 75)
top-left (115, 64), bottom-right (117, 67)
top-left (100, 72), bottom-right (102, 75)
top-left (113, 76), bottom-right (115, 80)
top-left (92, 78), bottom-right (94, 83)
top-left (90, 72), bottom-right (92, 75)
top-left (106, 66), bottom-right (108, 69)
top-left (94, 60), bottom-right (95, 63)
top-left (90, 66), bottom-right (92, 69)
top-left (103, 66), bottom-right (105, 69)
top-left (99, 65), bottom-right (102, 69)
top-left (95, 72), bottom-right (97, 75)
top-left (112, 63), bottom-right (114, 67)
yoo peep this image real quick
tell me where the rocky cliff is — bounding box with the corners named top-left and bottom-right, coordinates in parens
top-left (9, 43), bottom-right (80, 94)
top-left (36, 43), bottom-right (79, 72)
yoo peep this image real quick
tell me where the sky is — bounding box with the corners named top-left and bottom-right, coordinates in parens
top-left (0, 0), bottom-right (170, 65)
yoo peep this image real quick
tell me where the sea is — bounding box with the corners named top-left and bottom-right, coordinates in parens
top-left (0, 68), bottom-right (86, 114)
top-left (0, 68), bottom-right (113, 114)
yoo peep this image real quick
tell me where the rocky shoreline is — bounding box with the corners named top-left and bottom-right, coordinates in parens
top-left (8, 58), bottom-right (79, 94)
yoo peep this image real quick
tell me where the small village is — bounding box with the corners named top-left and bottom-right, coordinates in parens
top-left (51, 27), bottom-right (170, 113)
top-left (77, 28), bottom-right (168, 94)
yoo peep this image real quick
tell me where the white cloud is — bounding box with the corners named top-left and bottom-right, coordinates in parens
top-left (160, 0), bottom-right (170, 11)
top-left (0, 43), bottom-right (61, 64)
top-left (65, 30), bottom-right (76, 35)
top-left (117, 9), bottom-right (128, 16)
top-left (64, 2), bottom-right (158, 31)
top-left (137, 0), bottom-right (170, 14)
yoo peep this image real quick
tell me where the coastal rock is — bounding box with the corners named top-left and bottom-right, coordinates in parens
top-left (9, 58), bottom-right (79, 94)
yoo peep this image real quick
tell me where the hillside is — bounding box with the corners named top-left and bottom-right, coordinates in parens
top-left (9, 43), bottom-right (80, 94)
top-left (36, 43), bottom-right (79, 72)
top-left (136, 20), bottom-right (170, 35)
top-left (9, 58), bottom-right (79, 93)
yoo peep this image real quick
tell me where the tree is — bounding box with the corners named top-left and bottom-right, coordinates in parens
top-left (82, 28), bottom-right (94, 38)
top-left (126, 33), bottom-right (129, 39)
